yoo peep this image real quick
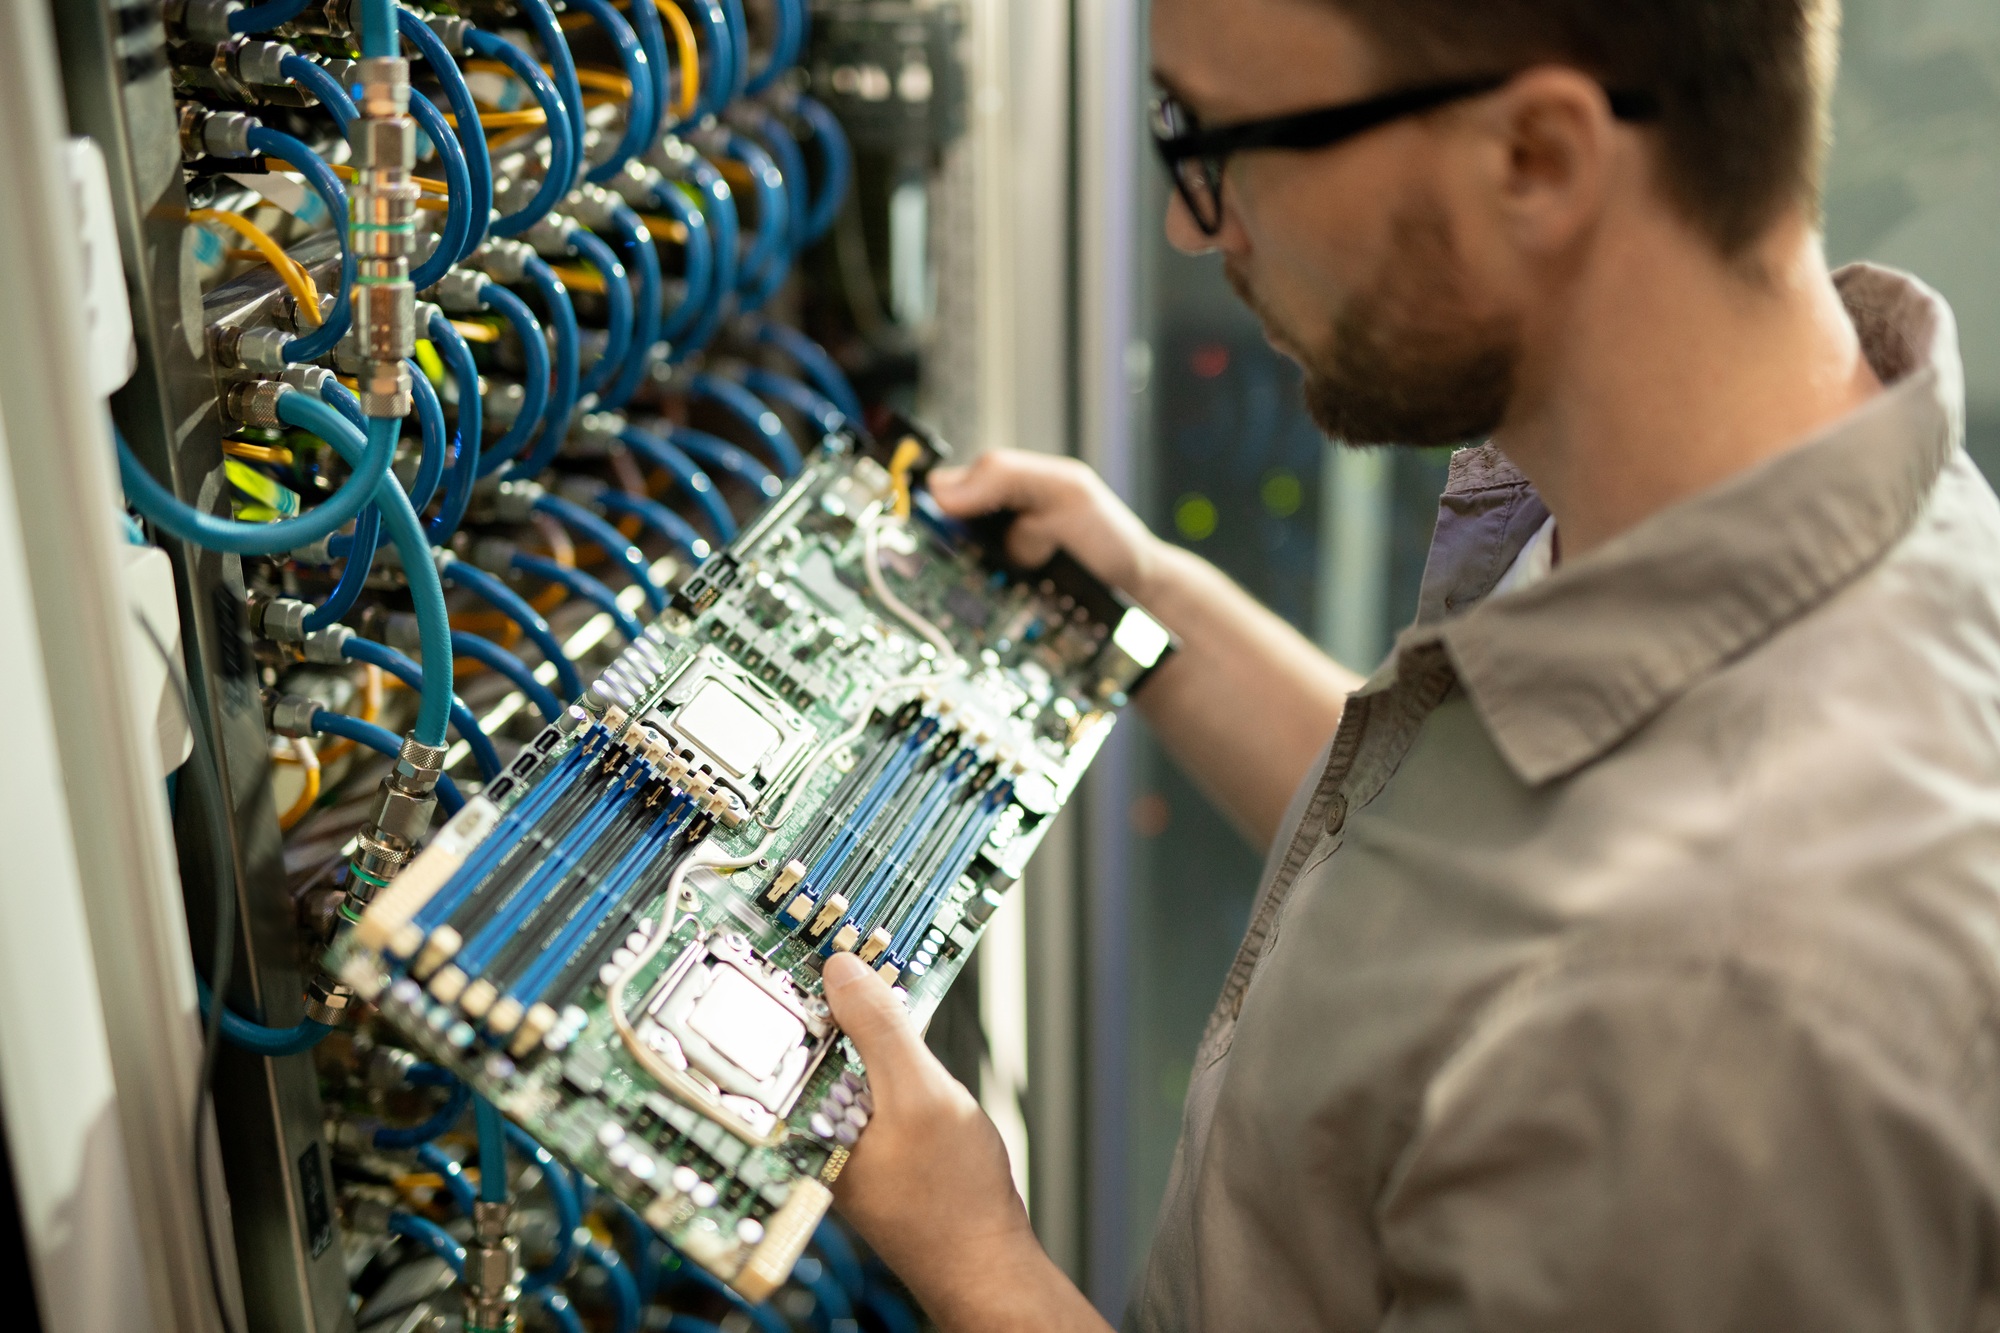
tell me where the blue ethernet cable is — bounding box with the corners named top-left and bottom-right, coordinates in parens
top-left (372, 1075), bottom-right (471, 1149)
top-left (583, 1239), bottom-right (642, 1333)
top-left (301, 504), bottom-right (378, 632)
top-left (590, 488), bottom-right (707, 564)
top-left (751, 318), bottom-right (864, 424)
top-left (600, 204), bottom-right (662, 410)
top-left (230, 0), bottom-right (311, 33)
top-left (406, 357), bottom-right (448, 514)
top-left (388, 1212), bottom-right (464, 1274)
top-left (244, 126), bottom-right (352, 361)
top-left (796, 94), bottom-right (853, 245)
top-left (416, 1141), bottom-right (478, 1215)
top-left (539, 1292), bottom-right (586, 1333)
top-left (569, 228), bottom-right (632, 399)
top-left (339, 637), bottom-right (503, 781)
top-left (452, 630), bottom-right (564, 725)
top-left (505, 1123), bottom-right (581, 1292)
top-left (616, 426), bottom-right (737, 541)
top-left (511, 553), bottom-right (646, 644)
top-left (741, 366), bottom-right (846, 439)
top-left (439, 556), bottom-right (585, 701)
top-left (515, 0), bottom-right (588, 186)
top-left (476, 282), bottom-right (550, 476)
top-left (744, 0), bottom-right (805, 94)
top-left (570, 0), bottom-right (655, 183)
top-left (663, 424), bottom-right (778, 498)
top-left (687, 372), bottom-right (802, 476)
top-left (622, 0), bottom-right (670, 147)
top-left (281, 53), bottom-right (356, 125)
top-left (115, 399), bottom-right (389, 555)
top-left (531, 492), bottom-right (666, 613)
top-left (309, 710), bottom-right (467, 814)
top-left (744, 106), bottom-right (809, 251)
top-left (685, 0), bottom-right (735, 123)
top-left (651, 181), bottom-right (713, 344)
top-left (426, 310), bottom-right (482, 542)
top-left (475, 1097), bottom-right (508, 1203)
top-left (322, 376), bottom-right (366, 430)
top-left (720, 0), bottom-right (751, 101)
top-left (194, 976), bottom-right (332, 1055)
top-left (469, 27), bottom-right (576, 238)
top-left (508, 256), bottom-right (580, 480)
top-left (399, 10), bottom-right (494, 250)
top-left (672, 155), bottom-right (739, 357)
top-left (720, 131), bottom-right (791, 310)
top-left (406, 90), bottom-right (473, 283)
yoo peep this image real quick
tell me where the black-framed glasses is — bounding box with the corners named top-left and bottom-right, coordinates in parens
top-left (1150, 75), bottom-right (1662, 236)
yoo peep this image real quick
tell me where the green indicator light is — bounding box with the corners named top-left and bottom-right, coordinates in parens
top-left (1173, 493), bottom-right (1218, 541)
top-left (1261, 470), bottom-right (1303, 517)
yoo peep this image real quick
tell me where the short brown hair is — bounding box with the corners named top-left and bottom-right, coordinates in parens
top-left (1329, 0), bottom-right (1842, 256)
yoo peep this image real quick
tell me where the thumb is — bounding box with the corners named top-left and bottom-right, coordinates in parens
top-left (823, 952), bottom-right (924, 1082)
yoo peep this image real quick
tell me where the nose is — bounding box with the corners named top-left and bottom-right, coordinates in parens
top-left (1164, 189), bottom-right (1217, 256)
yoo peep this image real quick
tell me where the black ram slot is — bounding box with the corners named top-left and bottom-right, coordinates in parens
top-left (439, 748), bottom-right (632, 938)
top-left (538, 844), bottom-right (700, 1014)
top-left (867, 790), bottom-right (987, 937)
top-left (816, 738), bottom-right (958, 910)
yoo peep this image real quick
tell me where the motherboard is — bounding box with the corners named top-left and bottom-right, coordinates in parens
top-left (328, 431), bottom-right (1172, 1298)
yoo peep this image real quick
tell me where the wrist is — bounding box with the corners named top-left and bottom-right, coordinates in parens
top-left (921, 1223), bottom-right (1101, 1333)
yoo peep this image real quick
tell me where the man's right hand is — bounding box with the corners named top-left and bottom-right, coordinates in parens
top-left (928, 451), bottom-right (1167, 601)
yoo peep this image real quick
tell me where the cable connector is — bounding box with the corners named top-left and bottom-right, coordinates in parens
top-left (471, 239), bottom-right (534, 285)
top-left (224, 38), bottom-right (295, 88)
top-left (469, 536), bottom-right (519, 574)
top-left (169, 0), bottom-right (241, 44)
top-left (489, 479), bottom-right (545, 524)
top-left (425, 12), bottom-right (472, 55)
top-left (212, 324), bottom-right (290, 374)
top-left (566, 183), bottom-right (619, 231)
top-left (224, 379), bottom-right (293, 428)
top-left (481, 381), bottom-right (527, 429)
top-left (180, 106), bottom-right (258, 159)
top-left (269, 695), bottom-right (321, 738)
top-left (464, 1200), bottom-right (522, 1333)
top-left (258, 597), bottom-right (313, 644)
top-left (574, 410), bottom-right (626, 455)
top-left (607, 160), bottom-right (662, 209)
top-left (348, 732), bottom-right (445, 903)
top-left (279, 364), bottom-right (335, 398)
top-left (425, 269), bottom-right (488, 313)
top-left (300, 624), bottom-right (355, 664)
top-left (522, 213), bottom-right (576, 258)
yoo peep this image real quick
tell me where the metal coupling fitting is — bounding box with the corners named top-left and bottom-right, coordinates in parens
top-left (355, 55), bottom-right (411, 121)
top-left (522, 213), bottom-right (575, 258)
top-left (279, 364), bottom-right (334, 398)
top-left (351, 830), bottom-right (411, 885)
top-left (556, 474), bottom-right (605, 506)
top-left (394, 735), bottom-right (448, 789)
top-left (225, 379), bottom-right (292, 428)
top-left (302, 973), bottom-right (354, 1026)
top-left (359, 357), bottom-right (413, 420)
top-left (260, 596), bottom-right (312, 643)
top-left (413, 299), bottom-right (442, 334)
top-left (355, 279), bottom-right (417, 355)
top-left (353, 115), bottom-right (417, 179)
top-left (491, 479), bottom-right (545, 524)
top-left (229, 39), bottom-right (295, 87)
top-left (383, 612), bottom-right (422, 655)
top-left (318, 57), bottom-right (360, 89)
top-left (362, 780), bottom-right (439, 852)
top-left (575, 410), bottom-right (627, 454)
top-left (470, 536), bottom-right (519, 573)
top-left (608, 160), bottom-right (660, 207)
top-left (173, 0), bottom-right (241, 44)
top-left (427, 269), bottom-right (488, 313)
top-left (211, 324), bottom-right (289, 373)
top-left (183, 108), bottom-right (257, 159)
top-left (300, 624), bottom-right (354, 664)
top-left (425, 13), bottom-right (472, 55)
top-left (481, 381), bottom-right (526, 427)
top-left (332, 332), bottom-right (365, 377)
top-left (269, 695), bottom-right (321, 738)
top-left (567, 183), bottom-right (619, 231)
top-left (472, 239), bottom-right (533, 285)
top-left (366, 1045), bottom-right (421, 1089)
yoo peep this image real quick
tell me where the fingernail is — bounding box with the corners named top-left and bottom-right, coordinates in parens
top-left (822, 952), bottom-right (866, 990)
top-left (928, 465), bottom-right (965, 489)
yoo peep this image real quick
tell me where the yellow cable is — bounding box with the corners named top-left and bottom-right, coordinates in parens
top-left (223, 440), bottom-right (295, 466)
top-left (277, 736), bottom-right (321, 831)
top-left (551, 264), bottom-right (608, 294)
top-left (442, 108), bottom-right (550, 130)
top-left (315, 664), bottom-right (383, 765)
top-left (573, 67), bottom-right (633, 96)
top-left (188, 209), bottom-right (322, 328)
top-left (653, 0), bottom-right (701, 119)
top-left (887, 437), bottom-right (924, 518)
top-left (641, 215), bottom-right (689, 244)
top-left (451, 319), bottom-right (502, 344)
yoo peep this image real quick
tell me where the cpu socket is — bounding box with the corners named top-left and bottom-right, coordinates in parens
top-left (637, 932), bottom-right (835, 1143)
top-left (645, 648), bottom-right (814, 807)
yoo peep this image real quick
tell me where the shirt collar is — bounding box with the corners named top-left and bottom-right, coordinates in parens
top-left (1384, 263), bottom-right (1965, 786)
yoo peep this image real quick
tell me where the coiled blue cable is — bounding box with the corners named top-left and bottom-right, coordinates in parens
top-left (685, 0), bottom-right (734, 123)
top-left (281, 52), bottom-right (355, 125)
top-left (720, 0), bottom-right (751, 100)
top-left (416, 1141), bottom-right (479, 1215)
top-left (511, 553), bottom-right (645, 644)
top-left (505, 1122), bottom-right (581, 1292)
top-left (796, 94), bottom-right (853, 245)
top-left (452, 630), bottom-right (564, 724)
top-left (570, 229), bottom-right (632, 399)
top-left (515, 0), bottom-right (587, 186)
top-left (745, 107), bottom-right (809, 251)
top-left (741, 366), bottom-right (846, 439)
top-left (399, 11), bottom-right (494, 253)
top-left (531, 491), bottom-right (666, 612)
top-left (751, 319), bottom-right (864, 423)
top-left (244, 127), bottom-right (351, 361)
top-left (322, 377), bottom-right (366, 430)
top-left (509, 256), bottom-right (580, 480)
top-left (388, 1212), bottom-right (464, 1274)
top-left (302, 504), bottom-right (379, 632)
top-left (340, 637), bottom-right (503, 781)
top-left (688, 372), bottom-right (801, 475)
top-left (474, 1096), bottom-right (509, 1203)
top-left (582, 1239), bottom-right (641, 1333)
top-left (720, 131), bottom-right (790, 310)
top-left (591, 489), bottom-right (706, 564)
top-left (477, 282), bottom-right (550, 476)
top-left (407, 90), bottom-right (473, 285)
top-left (570, 0), bottom-right (654, 182)
top-left (665, 424), bottom-right (778, 497)
top-left (622, 0), bottom-right (670, 147)
top-left (673, 156), bottom-right (739, 357)
top-left (652, 182), bottom-right (714, 345)
top-left (406, 357), bottom-right (448, 514)
top-left (309, 710), bottom-right (466, 813)
top-left (194, 976), bottom-right (333, 1055)
top-left (426, 311), bottom-right (482, 542)
top-left (600, 205), bottom-right (662, 410)
top-left (743, 0), bottom-right (804, 94)
top-left (230, 0), bottom-right (311, 33)
top-left (372, 1076), bottom-right (471, 1149)
top-left (440, 557), bottom-right (585, 701)
top-left (470, 28), bottom-right (577, 238)
top-left (616, 426), bottom-right (737, 541)
top-left (539, 1291), bottom-right (586, 1333)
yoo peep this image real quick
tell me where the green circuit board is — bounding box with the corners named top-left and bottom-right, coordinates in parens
top-left (327, 437), bottom-right (1171, 1297)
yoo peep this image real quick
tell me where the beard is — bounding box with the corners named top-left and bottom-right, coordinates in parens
top-left (1229, 196), bottom-right (1521, 449)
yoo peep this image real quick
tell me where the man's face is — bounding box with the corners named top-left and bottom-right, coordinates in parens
top-left (1153, 0), bottom-right (1524, 448)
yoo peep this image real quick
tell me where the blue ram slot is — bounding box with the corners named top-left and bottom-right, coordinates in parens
top-left (888, 781), bottom-right (1013, 960)
top-left (847, 748), bottom-right (977, 930)
top-left (802, 719), bottom-right (939, 895)
top-left (411, 734), bottom-right (601, 936)
top-left (454, 763), bottom-right (647, 979)
top-left (504, 795), bottom-right (695, 1008)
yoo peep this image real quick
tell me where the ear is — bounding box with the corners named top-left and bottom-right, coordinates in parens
top-left (1475, 66), bottom-right (1621, 257)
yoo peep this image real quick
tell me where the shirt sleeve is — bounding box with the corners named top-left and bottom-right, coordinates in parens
top-left (1374, 957), bottom-right (1992, 1333)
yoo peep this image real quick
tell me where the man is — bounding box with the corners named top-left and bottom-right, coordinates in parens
top-left (819, 0), bottom-right (2000, 1327)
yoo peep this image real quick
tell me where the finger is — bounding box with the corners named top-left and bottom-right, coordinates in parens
top-left (823, 952), bottom-right (927, 1084)
top-left (927, 451), bottom-right (1080, 520)
top-left (1004, 513), bottom-right (1063, 570)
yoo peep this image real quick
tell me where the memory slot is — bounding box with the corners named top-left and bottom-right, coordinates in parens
top-left (539, 846), bottom-right (701, 1013)
top-left (867, 787), bottom-right (988, 937)
top-left (888, 781), bottom-right (1014, 960)
top-left (504, 797), bottom-right (696, 1010)
top-left (800, 719), bottom-right (941, 895)
top-left (810, 736), bottom-right (955, 916)
top-left (437, 749), bottom-right (632, 944)
top-left (846, 749), bottom-right (978, 930)
top-left (453, 764), bottom-right (650, 981)
top-left (473, 783), bottom-right (668, 996)
top-left (775, 723), bottom-right (906, 878)
top-left (410, 735), bottom-right (600, 939)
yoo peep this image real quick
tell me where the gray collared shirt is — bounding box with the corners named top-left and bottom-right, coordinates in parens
top-left (1131, 264), bottom-right (2000, 1332)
